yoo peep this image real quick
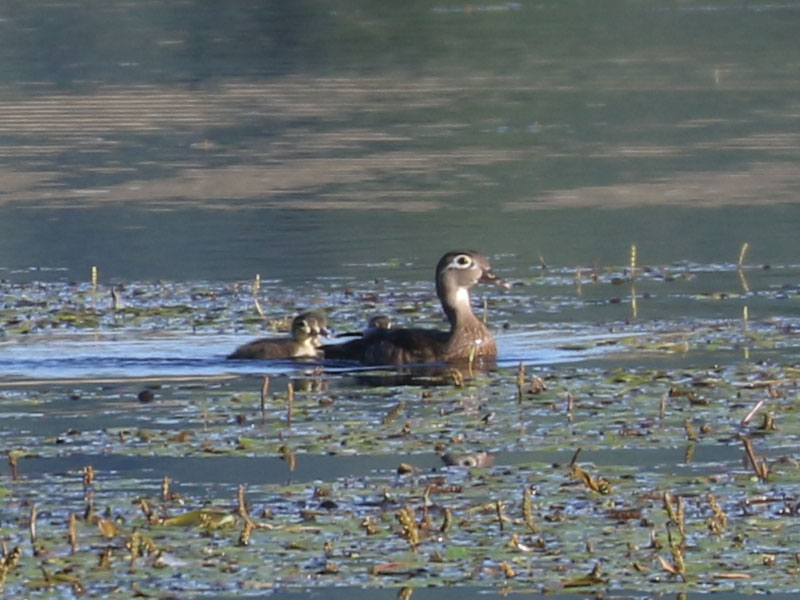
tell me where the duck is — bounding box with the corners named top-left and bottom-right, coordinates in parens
top-left (335, 314), bottom-right (392, 338)
top-left (297, 310), bottom-right (330, 344)
top-left (227, 312), bottom-right (328, 360)
top-left (322, 250), bottom-right (508, 365)
top-left (323, 315), bottom-right (392, 362)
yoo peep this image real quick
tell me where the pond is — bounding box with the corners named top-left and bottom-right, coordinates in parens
top-left (1, 0), bottom-right (800, 597)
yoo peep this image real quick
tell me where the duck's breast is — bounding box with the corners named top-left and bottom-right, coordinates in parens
top-left (443, 322), bottom-right (497, 361)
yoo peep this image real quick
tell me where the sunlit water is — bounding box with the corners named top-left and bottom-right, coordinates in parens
top-left (0, 330), bottom-right (643, 380)
top-left (2, 261), bottom-right (795, 380)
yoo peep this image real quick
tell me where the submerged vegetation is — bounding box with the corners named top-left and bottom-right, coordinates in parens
top-left (0, 256), bottom-right (799, 597)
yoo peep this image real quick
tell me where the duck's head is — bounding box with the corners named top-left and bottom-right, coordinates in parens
top-left (291, 315), bottom-right (316, 343)
top-left (435, 250), bottom-right (509, 301)
top-left (295, 310), bottom-right (330, 346)
top-left (367, 315), bottom-right (392, 330)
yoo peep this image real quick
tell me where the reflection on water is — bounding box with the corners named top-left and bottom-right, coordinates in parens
top-left (1, 1), bottom-right (800, 282)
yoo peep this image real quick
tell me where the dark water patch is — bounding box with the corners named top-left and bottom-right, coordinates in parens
top-left (3, 443), bottom-right (794, 485)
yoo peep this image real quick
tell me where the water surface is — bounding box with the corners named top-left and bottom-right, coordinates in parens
top-left (1, 1), bottom-right (799, 597)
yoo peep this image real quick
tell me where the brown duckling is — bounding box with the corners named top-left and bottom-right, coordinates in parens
top-left (296, 310), bottom-right (330, 346)
top-left (228, 313), bottom-right (323, 360)
top-left (364, 314), bottom-right (392, 334)
top-left (335, 314), bottom-right (392, 338)
top-left (324, 315), bottom-right (391, 361)
top-left (322, 250), bottom-right (508, 365)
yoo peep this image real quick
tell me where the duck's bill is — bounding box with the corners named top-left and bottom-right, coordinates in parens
top-left (480, 270), bottom-right (511, 290)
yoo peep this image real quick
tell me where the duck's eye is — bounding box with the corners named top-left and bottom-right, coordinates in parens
top-left (455, 254), bottom-right (472, 268)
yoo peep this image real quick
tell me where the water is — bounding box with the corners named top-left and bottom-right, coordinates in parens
top-left (1, 1), bottom-right (800, 282)
top-left (1, 1), bottom-right (800, 596)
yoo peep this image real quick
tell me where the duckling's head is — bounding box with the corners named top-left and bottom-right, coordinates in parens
top-left (291, 316), bottom-right (315, 343)
top-left (295, 310), bottom-right (330, 346)
top-left (367, 315), bottom-right (392, 330)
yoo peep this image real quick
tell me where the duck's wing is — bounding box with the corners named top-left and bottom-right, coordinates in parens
top-left (320, 336), bottom-right (369, 361)
top-left (228, 338), bottom-right (294, 360)
top-left (362, 328), bottom-right (449, 365)
top-left (322, 328), bottom-right (448, 364)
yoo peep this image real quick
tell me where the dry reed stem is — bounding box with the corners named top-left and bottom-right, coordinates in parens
top-left (286, 382), bottom-right (294, 426)
top-left (440, 507), bottom-right (453, 534)
top-left (738, 242), bottom-right (749, 267)
top-left (495, 500), bottom-right (505, 532)
top-left (260, 376), bottom-right (270, 422)
top-left (83, 465), bottom-right (94, 488)
top-left (383, 401), bottom-right (405, 425)
top-left (91, 265), bottom-right (98, 310)
top-left (29, 504), bottom-right (38, 555)
top-left (522, 487), bottom-right (537, 533)
top-left (237, 484), bottom-right (254, 527)
top-left (740, 436), bottom-right (769, 481)
top-left (7, 452), bottom-right (19, 481)
top-left (111, 287), bottom-right (122, 310)
top-left (68, 513), bottom-right (78, 554)
top-left (741, 399), bottom-right (766, 427)
top-left (161, 476), bottom-right (171, 504)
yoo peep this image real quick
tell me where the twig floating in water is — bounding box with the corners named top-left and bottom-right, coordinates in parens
top-left (741, 399), bottom-right (765, 427)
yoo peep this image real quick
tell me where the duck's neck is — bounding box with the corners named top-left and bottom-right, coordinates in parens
top-left (439, 284), bottom-right (484, 335)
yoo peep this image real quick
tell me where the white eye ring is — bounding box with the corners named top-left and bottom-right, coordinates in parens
top-left (453, 254), bottom-right (472, 268)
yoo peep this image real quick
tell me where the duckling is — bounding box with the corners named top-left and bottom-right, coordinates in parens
top-left (227, 313), bottom-right (322, 360)
top-left (324, 315), bottom-right (391, 361)
top-left (296, 310), bottom-right (330, 347)
top-left (335, 314), bottom-right (392, 338)
top-left (364, 314), bottom-right (392, 334)
top-left (322, 250), bottom-right (508, 365)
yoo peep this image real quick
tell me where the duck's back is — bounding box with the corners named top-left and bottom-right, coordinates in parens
top-left (363, 328), bottom-right (450, 365)
top-left (323, 323), bottom-right (497, 365)
top-left (320, 336), bottom-right (370, 362)
top-left (228, 338), bottom-right (305, 360)
top-left (322, 328), bottom-right (447, 364)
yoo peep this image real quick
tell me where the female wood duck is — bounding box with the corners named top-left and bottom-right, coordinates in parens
top-left (227, 311), bottom-right (328, 360)
top-left (322, 250), bottom-right (508, 365)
